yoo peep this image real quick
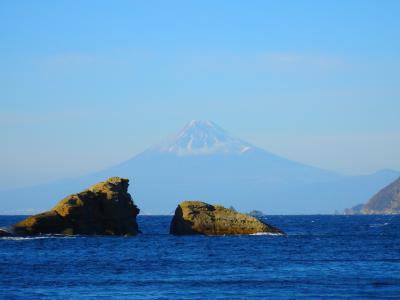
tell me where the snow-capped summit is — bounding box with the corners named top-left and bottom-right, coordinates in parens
top-left (152, 120), bottom-right (253, 156)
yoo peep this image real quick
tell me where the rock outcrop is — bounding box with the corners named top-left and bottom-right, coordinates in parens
top-left (0, 229), bottom-right (11, 237)
top-left (170, 201), bottom-right (284, 235)
top-left (13, 177), bottom-right (140, 236)
top-left (362, 176), bottom-right (400, 214)
top-left (248, 210), bottom-right (265, 218)
top-left (343, 203), bottom-right (364, 215)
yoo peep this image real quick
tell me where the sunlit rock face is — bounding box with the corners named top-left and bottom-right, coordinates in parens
top-left (170, 200), bottom-right (284, 235)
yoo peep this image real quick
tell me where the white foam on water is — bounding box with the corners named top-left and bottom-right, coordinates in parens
top-left (370, 223), bottom-right (389, 228)
top-left (250, 232), bottom-right (284, 236)
top-left (1, 235), bottom-right (76, 241)
top-left (1, 236), bottom-right (51, 241)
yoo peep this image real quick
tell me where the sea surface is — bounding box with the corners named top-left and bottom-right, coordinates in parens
top-left (1, 215), bottom-right (399, 299)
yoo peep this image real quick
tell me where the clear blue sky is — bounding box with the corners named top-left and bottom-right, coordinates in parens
top-left (1, 0), bottom-right (399, 189)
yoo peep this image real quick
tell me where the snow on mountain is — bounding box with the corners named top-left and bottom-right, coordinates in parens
top-left (149, 120), bottom-right (253, 156)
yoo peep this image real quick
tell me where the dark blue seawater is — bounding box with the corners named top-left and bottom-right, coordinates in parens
top-left (0, 215), bottom-right (399, 299)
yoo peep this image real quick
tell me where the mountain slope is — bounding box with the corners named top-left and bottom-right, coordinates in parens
top-left (1, 121), bottom-right (399, 215)
top-left (362, 176), bottom-right (400, 214)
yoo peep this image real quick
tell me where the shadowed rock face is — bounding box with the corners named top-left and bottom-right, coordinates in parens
top-left (170, 201), bottom-right (284, 235)
top-left (13, 177), bottom-right (140, 236)
top-left (0, 229), bottom-right (11, 237)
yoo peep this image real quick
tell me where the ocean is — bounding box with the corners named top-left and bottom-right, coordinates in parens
top-left (1, 215), bottom-right (399, 299)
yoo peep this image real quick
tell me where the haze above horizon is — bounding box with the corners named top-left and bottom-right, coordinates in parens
top-left (1, 1), bottom-right (400, 189)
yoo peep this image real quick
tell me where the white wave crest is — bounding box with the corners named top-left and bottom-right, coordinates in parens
top-left (1, 235), bottom-right (76, 241)
top-left (370, 223), bottom-right (389, 228)
top-left (250, 232), bottom-right (284, 236)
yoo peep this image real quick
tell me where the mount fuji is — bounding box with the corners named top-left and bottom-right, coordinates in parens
top-left (1, 120), bottom-right (399, 214)
top-left (149, 120), bottom-right (253, 156)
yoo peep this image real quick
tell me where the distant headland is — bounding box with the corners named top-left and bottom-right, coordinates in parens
top-left (344, 176), bottom-right (400, 215)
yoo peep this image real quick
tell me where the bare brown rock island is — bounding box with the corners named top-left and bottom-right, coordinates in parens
top-left (170, 201), bottom-right (284, 235)
top-left (13, 177), bottom-right (140, 236)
